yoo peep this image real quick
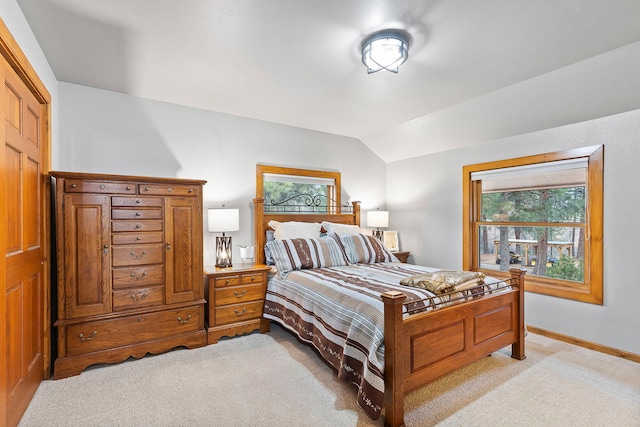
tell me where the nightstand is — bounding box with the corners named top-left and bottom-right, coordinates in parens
top-left (393, 251), bottom-right (411, 263)
top-left (204, 264), bottom-right (271, 344)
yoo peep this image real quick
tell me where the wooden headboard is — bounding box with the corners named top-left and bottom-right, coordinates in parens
top-left (253, 197), bottom-right (361, 264)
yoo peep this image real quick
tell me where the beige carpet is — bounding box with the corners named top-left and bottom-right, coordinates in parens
top-left (19, 324), bottom-right (640, 427)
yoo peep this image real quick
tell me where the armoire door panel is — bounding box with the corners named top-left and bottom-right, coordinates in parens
top-left (63, 194), bottom-right (111, 318)
top-left (165, 198), bottom-right (202, 304)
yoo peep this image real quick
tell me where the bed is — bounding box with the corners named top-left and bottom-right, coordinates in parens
top-left (253, 197), bottom-right (525, 427)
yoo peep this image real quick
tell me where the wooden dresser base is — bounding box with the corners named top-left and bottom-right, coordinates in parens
top-left (53, 330), bottom-right (206, 379)
top-left (207, 318), bottom-right (270, 344)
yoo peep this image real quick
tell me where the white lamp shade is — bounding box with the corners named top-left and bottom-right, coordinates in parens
top-left (208, 208), bottom-right (239, 232)
top-left (367, 210), bottom-right (389, 228)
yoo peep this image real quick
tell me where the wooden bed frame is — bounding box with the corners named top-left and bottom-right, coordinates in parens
top-left (253, 198), bottom-right (525, 427)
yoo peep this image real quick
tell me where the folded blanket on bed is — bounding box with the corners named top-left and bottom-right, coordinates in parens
top-left (399, 270), bottom-right (486, 294)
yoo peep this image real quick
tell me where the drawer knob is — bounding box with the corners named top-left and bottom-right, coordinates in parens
top-left (225, 279), bottom-right (230, 285)
top-left (135, 212), bottom-right (141, 216)
top-left (144, 187), bottom-right (149, 192)
top-left (103, 244), bottom-right (109, 255)
top-left (177, 314), bottom-right (192, 324)
top-left (71, 183), bottom-right (77, 188)
top-left (79, 331), bottom-right (97, 341)
top-left (167, 187), bottom-right (172, 192)
top-left (234, 308), bottom-right (247, 317)
top-left (136, 199), bottom-right (142, 204)
top-left (126, 186), bottom-right (132, 190)
top-left (131, 293), bottom-right (148, 302)
top-left (135, 224), bottom-right (142, 229)
top-left (136, 236), bottom-right (141, 241)
top-left (251, 276), bottom-right (256, 282)
top-left (234, 290), bottom-right (247, 298)
top-left (100, 184), bottom-right (105, 189)
top-left (188, 189), bottom-right (193, 193)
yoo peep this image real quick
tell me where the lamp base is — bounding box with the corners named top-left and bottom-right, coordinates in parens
top-left (372, 229), bottom-right (384, 242)
top-left (215, 235), bottom-right (233, 268)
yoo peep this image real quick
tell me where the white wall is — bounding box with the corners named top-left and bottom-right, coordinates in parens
top-left (1, 0), bottom-right (59, 161)
top-left (387, 109), bottom-right (640, 355)
top-left (57, 82), bottom-right (387, 266)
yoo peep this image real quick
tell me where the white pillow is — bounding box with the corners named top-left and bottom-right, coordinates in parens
top-left (321, 221), bottom-right (362, 236)
top-left (268, 220), bottom-right (321, 240)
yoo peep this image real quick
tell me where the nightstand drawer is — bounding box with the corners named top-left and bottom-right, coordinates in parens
top-left (113, 286), bottom-right (164, 311)
top-left (214, 276), bottom-right (240, 288)
top-left (214, 301), bottom-right (263, 325)
top-left (241, 273), bottom-right (264, 285)
top-left (214, 283), bottom-right (264, 306)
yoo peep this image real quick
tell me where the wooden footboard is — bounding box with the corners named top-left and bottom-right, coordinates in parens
top-left (381, 268), bottom-right (526, 427)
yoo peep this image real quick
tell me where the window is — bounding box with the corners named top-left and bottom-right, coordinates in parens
top-left (256, 164), bottom-right (340, 213)
top-left (463, 146), bottom-right (603, 304)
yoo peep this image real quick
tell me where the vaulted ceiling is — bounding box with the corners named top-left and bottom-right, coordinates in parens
top-left (17, 0), bottom-right (640, 162)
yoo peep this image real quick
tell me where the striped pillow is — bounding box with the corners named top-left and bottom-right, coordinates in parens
top-left (338, 233), bottom-right (399, 264)
top-left (266, 234), bottom-right (350, 274)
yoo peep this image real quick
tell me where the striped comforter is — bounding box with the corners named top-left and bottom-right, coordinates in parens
top-left (263, 262), bottom-right (507, 420)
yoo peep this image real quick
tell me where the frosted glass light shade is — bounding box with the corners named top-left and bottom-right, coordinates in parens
top-left (367, 210), bottom-right (389, 228)
top-left (361, 30), bottom-right (409, 74)
top-left (208, 208), bottom-right (239, 232)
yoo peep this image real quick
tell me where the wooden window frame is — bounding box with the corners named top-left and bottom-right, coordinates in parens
top-left (256, 164), bottom-right (340, 211)
top-left (462, 146), bottom-right (604, 304)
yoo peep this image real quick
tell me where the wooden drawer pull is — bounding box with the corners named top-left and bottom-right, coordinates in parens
top-left (177, 315), bottom-right (192, 324)
top-left (130, 271), bottom-right (148, 280)
top-left (129, 250), bottom-right (148, 259)
top-left (234, 290), bottom-right (246, 298)
top-left (234, 308), bottom-right (247, 317)
top-left (79, 331), bottom-right (97, 341)
top-left (130, 293), bottom-right (147, 302)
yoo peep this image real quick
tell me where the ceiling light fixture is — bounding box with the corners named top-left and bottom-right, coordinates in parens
top-left (361, 30), bottom-right (409, 74)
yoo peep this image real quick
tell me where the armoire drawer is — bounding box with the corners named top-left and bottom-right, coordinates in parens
top-left (112, 208), bottom-right (163, 220)
top-left (112, 264), bottom-right (164, 288)
top-left (64, 179), bottom-right (137, 194)
top-left (111, 220), bottom-right (163, 232)
top-left (113, 286), bottom-right (164, 311)
top-left (112, 244), bottom-right (164, 266)
top-left (112, 197), bottom-right (163, 207)
top-left (111, 231), bottom-right (164, 245)
top-left (139, 183), bottom-right (199, 196)
top-left (65, 306), bottom-right (202, 356)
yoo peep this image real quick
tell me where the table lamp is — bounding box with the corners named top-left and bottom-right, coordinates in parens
top-left (367, 209), bottom-right (389, 242)
top-left (208, 207), bottom-right (240, 268)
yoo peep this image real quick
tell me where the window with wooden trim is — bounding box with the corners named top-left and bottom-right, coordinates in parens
top-left (256, 164), bottom-right (340, 213)
top-left (463, 146), bottom-right (603, 304)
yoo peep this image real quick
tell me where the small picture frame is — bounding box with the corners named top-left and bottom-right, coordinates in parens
top-left (383, 230), bottom-right (399, 251)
